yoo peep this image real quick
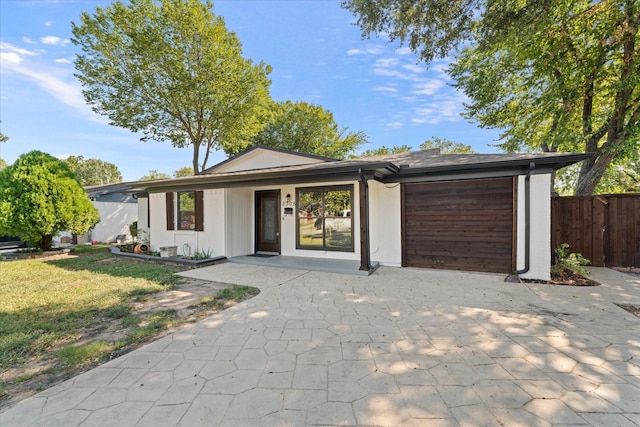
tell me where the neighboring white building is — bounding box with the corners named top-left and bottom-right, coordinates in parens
top-left (130, 146), bottom-right (589, 280)
top-left (84, 183), bottom-right (138, 243)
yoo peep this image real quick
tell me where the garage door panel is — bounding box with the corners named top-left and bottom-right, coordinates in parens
top-left (403, 178), bottom-right (515, 273)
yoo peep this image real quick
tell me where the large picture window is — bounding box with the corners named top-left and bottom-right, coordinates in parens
top-left (297, 185), bottom-right (353, 251)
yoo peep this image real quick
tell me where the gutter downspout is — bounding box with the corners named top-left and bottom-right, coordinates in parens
top-left (515, 162), bottom-right (535, 276)
top-left (358, 168), bottom-right (372, 272)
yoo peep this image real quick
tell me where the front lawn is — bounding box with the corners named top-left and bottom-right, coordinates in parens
top-left (0, 246), bottom-right (257, 408)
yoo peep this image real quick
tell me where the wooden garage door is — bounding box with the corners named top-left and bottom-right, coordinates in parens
top-left (402, 178), bottom-right (516, 273)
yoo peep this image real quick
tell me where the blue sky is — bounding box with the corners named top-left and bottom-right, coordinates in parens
top-left (0, 0), bottom-right (502, 181)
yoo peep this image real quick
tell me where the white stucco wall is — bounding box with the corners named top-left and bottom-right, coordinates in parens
top-left (369, 181), bottom-right (402, 267)
top-left (148, 190), bottom-right (226, 257)
top-left (90, 201), bottom-right (138, 243)
top-left (516, 173), bottom-right (551, 281)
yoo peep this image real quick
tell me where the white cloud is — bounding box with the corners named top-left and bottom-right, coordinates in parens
top-left (55, 58), bottom-right (72, 64)
top-left (1, 52), bottom-right (23, 64)
top-left (412, 80), bottom-right (445, 95)
top-left (372, 86), bottom-right (397, 93)
top-left (386, 121), bottom-right (404, 129)
top-left (1, 54), bottom-right (100, 123)
top-left (45, 21), bottom-right (53, 27)
top-left (347, 47), bottom-right (382, 56)
top-left (40, 36), bottom-right (70, 46)
top-left (22, 37), bottom-right (37, 44)
top-left (395, 47), bottom-right (412, 55)
top-left (374, 57), bottom-right (399, 68)
top-left (0, 42), bottom-right (40, 57)
top-left (403, 63), bottom-right (425, 74)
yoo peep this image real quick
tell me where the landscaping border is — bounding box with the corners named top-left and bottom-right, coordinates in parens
top-left (109, 246), bottom-right (226, 268)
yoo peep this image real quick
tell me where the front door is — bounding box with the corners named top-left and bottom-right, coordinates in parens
top-left (256, 190), bottom-right (280, 253)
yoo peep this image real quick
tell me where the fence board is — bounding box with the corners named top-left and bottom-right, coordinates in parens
top-left (551, 194), bottom-right (640, 267)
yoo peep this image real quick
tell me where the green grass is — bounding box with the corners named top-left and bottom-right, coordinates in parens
top-left (0, 246), bottom-right (259, 402)
top-left (195, 285), bottom-right (260, 311)
top-left (0, 247), bottom-right (183, 377)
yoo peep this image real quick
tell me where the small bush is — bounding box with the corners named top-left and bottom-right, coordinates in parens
top-left (552, 243), bottom-right (591, 275)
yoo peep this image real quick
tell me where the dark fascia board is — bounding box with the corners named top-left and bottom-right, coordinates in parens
top-left (199, 145), bottom-right (338, 175)
top-left (130, 161), bottom-right (397, 193)
top-left (384, 153), bottom-right (592, 183)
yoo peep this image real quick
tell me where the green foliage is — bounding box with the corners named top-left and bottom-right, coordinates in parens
top-left (58, 341), bottom-right (118, 368)
top-left (196, 285), bottom-right (260, 310)
top-left (552, 243), bottom-right (591, 276)
top-left (420, 137), bottom-right (476, 154)
top-left (139, 169), bottom-right (171, 181)
top-left (173, 166), bottom-right (194, 177)
top-left (357, 145), bottom-right (412, 157)
top-left (72, 0), bottom-right (272, 173)
top-left (0, 120), bottom-right (8, 143)
top-left (129, 221), bottom-right (138, 238)
top-left (0, 157), bottom-right (7, 171)
top-left (345, 0), bottom-right (640, 195)
top-left (0, 151), bottom-right (100, 250)
top-left (64, 155), bottom-right (123, 186)
top-left (248, 100), bottom-right (368, 159)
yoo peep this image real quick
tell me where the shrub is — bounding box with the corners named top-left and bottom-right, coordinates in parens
top-left (552, 243), bottom-right (591, 275)
top-left (0, 151), bottom-right (99, 250)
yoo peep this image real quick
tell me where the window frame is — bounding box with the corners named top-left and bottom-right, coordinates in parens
top-left (295, 184), bottom-right (354, 252)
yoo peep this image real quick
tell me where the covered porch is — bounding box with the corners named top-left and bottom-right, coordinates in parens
top-left (228, 254), bottom-right (379, 276)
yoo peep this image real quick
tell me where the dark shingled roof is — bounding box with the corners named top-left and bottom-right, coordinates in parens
top-left (128, 149), bottom-right (592, 193)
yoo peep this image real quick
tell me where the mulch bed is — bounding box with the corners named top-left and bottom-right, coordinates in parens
top-left (521, 268), bottom-right (600, 286)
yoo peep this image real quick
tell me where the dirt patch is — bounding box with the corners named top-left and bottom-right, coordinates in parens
top-left (0, 277), bottom-right (245, 411)
top-left (521, 268), bottom-right (600, 286)
top-left (615, 304), bottom-right (640, 318)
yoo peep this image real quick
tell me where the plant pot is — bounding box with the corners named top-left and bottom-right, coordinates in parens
top-left (159, 246), bottom-right (177, 258)
top-left (134, 243), bottom-right (149, 254)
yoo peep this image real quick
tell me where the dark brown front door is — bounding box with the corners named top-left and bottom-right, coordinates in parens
top-left (256, 190), bottom-right (280, 253)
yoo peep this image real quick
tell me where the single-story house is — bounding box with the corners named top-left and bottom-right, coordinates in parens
top-left (130, 146), bottom-right (590, 280)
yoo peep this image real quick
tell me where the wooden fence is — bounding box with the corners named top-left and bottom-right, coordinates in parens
top-left (551, 194), bottom-right (640, 267)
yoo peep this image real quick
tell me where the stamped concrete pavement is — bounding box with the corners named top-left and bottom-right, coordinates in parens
top-left (1, 265), bottom-right (639, 426)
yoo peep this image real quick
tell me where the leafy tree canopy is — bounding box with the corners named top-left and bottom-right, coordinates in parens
top-left (357, 145), bottom-right (412, 157)
top-left (139, 170), bottom-right (171, 181)
top-left (173, 166), bottom-right (194, 177)
top-left (0, 158), bottom-right (7, 171)
top-left (64, 155), bottom-right (123, 186)
top-left (343, 0), bottom-right (640, 195)
top-left (248, 101), bottom-right (368, 159)
top-left (420, 137), bottom-right (475, 154)
top-left (0, 151), bottom-right (100, 250)
top-left (72, 0), bottom-right (272, 173)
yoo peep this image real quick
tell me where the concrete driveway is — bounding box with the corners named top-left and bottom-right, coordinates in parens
top-left (1, 265), bottom-right (639, 426)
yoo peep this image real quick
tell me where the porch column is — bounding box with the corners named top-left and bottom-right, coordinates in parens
top-left (358, 172), bottom-right (371, 271)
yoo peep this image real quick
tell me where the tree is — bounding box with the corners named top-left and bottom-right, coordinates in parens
top-left (0, 151), bottom-right (100, 250)
top-left (0, 120), bottom-right (8, 143)
top-left (343, 0), bottom-right (640, 195)
top-left (0, 158), bottom-right (7, 171)
top-left (64, 155), bottom-right (123, 186)
top-left (420, 137), bottom-right (475, 154)
top-left (72, 0), bottom-right (272, 173)
top-left (173, 166), bottom-right (194, 177)
top-left (139, 170), bottom-right (171, 181)
top-left (356, 145), bottom-right (412, 157)
top-left (248, 101), bottom-right (368, 159)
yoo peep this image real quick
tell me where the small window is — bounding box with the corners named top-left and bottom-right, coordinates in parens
top-left (297, 185), bottom-right (353, 251)
top-left (178, 192), bottom-right (195, 230)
